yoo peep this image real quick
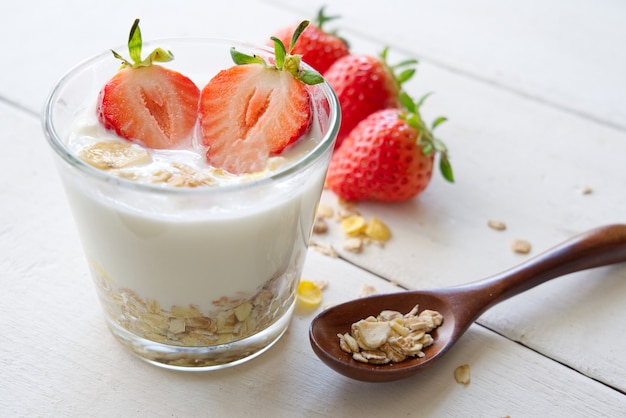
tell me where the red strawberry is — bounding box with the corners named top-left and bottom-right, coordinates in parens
top-left (200, 21), bottom-right (324, 175)
top-left (270, 7), bottom-right (349, 74)
top-left (323, 49), bottom-right (416, 147)
top-left (97, 19), bottom-right (200, 150)
top-left (325, 96), bottom-right (454, 202)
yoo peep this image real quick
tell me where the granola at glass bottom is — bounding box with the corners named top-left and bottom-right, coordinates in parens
top-left (89, 260), bottom-right (296, 347)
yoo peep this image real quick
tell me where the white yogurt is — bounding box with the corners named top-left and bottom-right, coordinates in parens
top-left (62, 105), bottom-right (328, 310)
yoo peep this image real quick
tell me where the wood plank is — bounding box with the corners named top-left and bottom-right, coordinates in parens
top-left (0, 102), bottom-right (623, 414)
top-left (274, 0), bottom-right (626, 130)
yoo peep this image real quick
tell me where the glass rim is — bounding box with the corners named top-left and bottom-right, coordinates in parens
top-left (42, 37), bottom-right (341, 196)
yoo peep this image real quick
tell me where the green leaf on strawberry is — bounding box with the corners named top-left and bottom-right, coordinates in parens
top-left (432, 116), bottom-right (448, 129)
top-left (287, 20), bottom-right (310, 52)
top-left (269, 7), bottom-right (350, 74)
top-left (381, 47), bottom-right (418, 87)
top-left (439, 153), bottom-right (454, 184)
top-left (314, 6), bottom-right (342, 33)
top-left (399, 90), bottom-right (454, 183)
top-left (232, 20), bottom-right (324, 86)
top-left (230, 48), bottom-right (265, 66)
top-left (97, 19), bottom-right (200, 150)
top-left (112, 19), bottom-right (174, 69)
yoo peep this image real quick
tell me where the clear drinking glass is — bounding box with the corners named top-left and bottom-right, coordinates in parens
top-left (43, 38), bottom-right (340, 370)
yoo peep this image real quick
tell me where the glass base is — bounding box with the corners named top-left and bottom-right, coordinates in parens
top-left (105, 301), bottom-right (295, 371)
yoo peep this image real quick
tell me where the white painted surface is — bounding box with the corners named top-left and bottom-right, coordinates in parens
top-left (1, 0), bottom-right (625, 416)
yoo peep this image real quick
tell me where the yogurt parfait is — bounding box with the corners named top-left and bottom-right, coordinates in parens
top-left (43, 20), bottom-right (340, 370)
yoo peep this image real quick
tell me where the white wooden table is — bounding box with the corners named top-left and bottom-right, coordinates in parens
top-left (1, 1), bottom-right (625, 416)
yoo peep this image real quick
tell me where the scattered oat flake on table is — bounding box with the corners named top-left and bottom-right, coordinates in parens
top-left (316, 204), bottom-right (334, 219)
top-left (358, 284), bottom-right (377, 298)
top-left (296, 280), bottom-right (323, 308)
top-left (454, 364), bottom-right (471, 385)
top-left (365, 216), bottom-right (392, 241)
top-left (343, 237), bottom-right (364, 253)
top-left (314, 279), bottom-right (329, 291)
top-left (581, 184), bottom-right (593, 195)
top-left (367, 238), bottom-right (386, 248)
top-left (341, 215), bottom-right (391, 245)
top-left (487, 219), bottom-right (506, 231)
top-left (313, 204), bottom-right (335, 234)
top-left (312, 217), bottom-right (329, 234)
top-left (511, 239), bottom-right (532, 254)
top-left (341, 215), bottom-right (367, 236)
top-left (310, 241), bottom-right (338, 258)
top-left (336, 206), bottom-right (360, 221)
top-left (336, 198), bottom-right (358, 215)
top-left (318, 199), bottom-right (392, 254)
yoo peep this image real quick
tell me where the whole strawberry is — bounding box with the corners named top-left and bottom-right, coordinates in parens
top-left (324, 48), bottom-right (416, 147)
top-left (325, 95), bottom-right (453, 202)
top-left (97, 19), bottom-right (200, 150)
top-left (270, 7), bottom-right (349, 74)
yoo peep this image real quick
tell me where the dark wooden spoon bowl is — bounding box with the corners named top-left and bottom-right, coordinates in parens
top-left (309, 224), bottom-right (626, 382)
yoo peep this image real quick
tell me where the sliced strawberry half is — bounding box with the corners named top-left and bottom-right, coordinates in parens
top-left (98, 65), bottom-right (199, 149)
top-left (199, 20), bottom-right (324, 175)
top-left (96, 19), bottom-right (200, 149)
top-left (199, 64), bottom-right (312, 174)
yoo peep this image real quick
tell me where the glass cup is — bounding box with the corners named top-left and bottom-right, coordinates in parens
top-left (43, 38), bottom-right (340, 370)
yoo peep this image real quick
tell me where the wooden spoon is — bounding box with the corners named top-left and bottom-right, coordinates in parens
top-left (309, 224), bottom-right (626, 382)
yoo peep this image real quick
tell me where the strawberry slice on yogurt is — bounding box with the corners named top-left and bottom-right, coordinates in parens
top-left (199, 21), bottom-right (324, 175)
top-left (97, 19), bottom-right (200, 150)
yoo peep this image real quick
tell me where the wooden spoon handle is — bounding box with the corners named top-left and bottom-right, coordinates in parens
top-left (458, 224), bottom-right (626, 319)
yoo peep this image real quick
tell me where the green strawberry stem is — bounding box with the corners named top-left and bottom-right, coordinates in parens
top-left (313, 6), bottom-right (349, 48)
top-left (380, 47), bottom-right (418, 90)
top-left (231, 20), bottom-right (324, 86)
top-left (385, 49), bottom-right (453, 182)
top-left (399, 91), bottom-right (455, 183)
top-left (286, 20), bottom-right (309, 53)
top-left (314, 6), bottom-right (340, 30)
top-left (111, 19), bottom-right (174, 69)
